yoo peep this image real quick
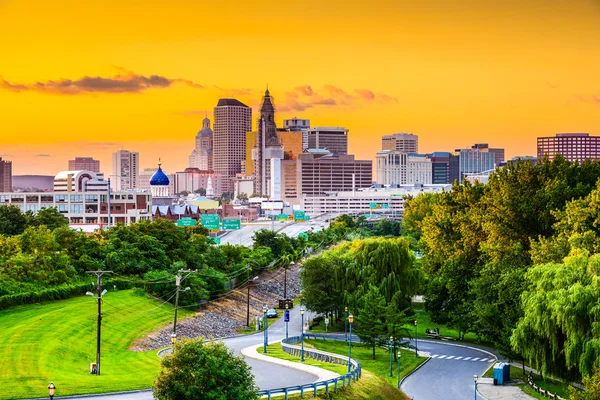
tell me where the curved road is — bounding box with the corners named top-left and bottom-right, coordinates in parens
top-left (76, 306), bottom-right (317, 399)
top-left (401, 339), bottom-right (495, 400)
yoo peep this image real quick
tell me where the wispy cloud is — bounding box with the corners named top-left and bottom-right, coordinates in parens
top-left (35, 154), bottom-right (51, 157)
top-left (276, 85), bottom-right (397, 112)
top-left (574, 94), bottom-right (600, 106)
top-left (0, 72), bottom-right (204, 95)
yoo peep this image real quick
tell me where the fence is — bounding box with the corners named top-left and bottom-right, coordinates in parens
top-left (527, 373), bottom-right (567, 400)
top-left (257, 335), bottom-right (362, 399)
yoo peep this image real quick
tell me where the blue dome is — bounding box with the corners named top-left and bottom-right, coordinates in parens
top-left (150, 164), bottom-right (170, 186)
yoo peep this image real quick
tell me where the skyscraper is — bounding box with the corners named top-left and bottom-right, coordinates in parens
top-left (306, 127), bottom-right (349, 155)
top-left (537, 133), bottom-right (600, 162)
top-left (213, 99), bottom-right (252, 193)
top-left (471, 143), bottom-right (505, 165)
top-left (382, 133), bottom-right (418, 153)
top-left (0, 157), bottom-right (12, 192)
top-left (252, 89), bottom-right (284, 196)
top-left (111, 150), bottom-right (139, 191)
top-left (188, 116), bottom-right (213, 171)
top-left (68, 157), bottom-right (100, 172)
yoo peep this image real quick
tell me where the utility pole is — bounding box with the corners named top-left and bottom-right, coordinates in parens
top-left (173, 269), bottom-right (197, 338)
top-left (86, 270), bottom-right (112, 376)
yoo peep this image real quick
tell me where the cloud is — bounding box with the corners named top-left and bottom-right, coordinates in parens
top-left (573, 94), bottom-right (600, 105)
top-left (35, 154), bottom-right (51, 157)
top-left (0, 72), bottom-right (204, 95)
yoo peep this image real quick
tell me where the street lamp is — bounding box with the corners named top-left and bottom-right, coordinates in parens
top-left (344, 306), bottom-right (348, 341)
top-left (285, 303), bottom-right (289, 340)
top-left (48, 383), bottom-right (56, 400)
top-left (170, 333), bottom-right (176, 353)
top-left (397, 352), bottom-right (402, 389)
top-left (474, 375), bottom-right (478, 400)
top-left (348, 313), bottom-right (354, 374)
top-left (414, 320), bottom-right (418, 357)
top-left (300, 307), bottom-right (305, 362)
top-left (389, 336), bottom-right (394, 377)
top-left (263, 305), bottom-right (268, 354)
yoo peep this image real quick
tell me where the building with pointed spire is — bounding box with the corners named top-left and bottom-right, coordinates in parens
top-left (252, 89), bottom-right (284, 197)
top-left (189, 115), bottom-right (213, 171)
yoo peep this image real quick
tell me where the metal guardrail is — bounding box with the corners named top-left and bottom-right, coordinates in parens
top-left (257, 335), bottom-right (362, 399)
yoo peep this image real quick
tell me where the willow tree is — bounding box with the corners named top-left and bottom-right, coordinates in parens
top-left (511, 250), bottom-right (600, 380)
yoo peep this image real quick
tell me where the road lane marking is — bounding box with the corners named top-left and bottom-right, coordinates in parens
top-left (445, 356), bottom-right (455, 360)
top-left (430, 355), bottom-right (439, 358)
top-left (471, 358), bottom-right (480, 361)
top-left (454, 356), bottom-right (463, 360)
top-left (437, 355), bottom-right (447, 359)
top-left (463, 357), bottom-right (472, 361)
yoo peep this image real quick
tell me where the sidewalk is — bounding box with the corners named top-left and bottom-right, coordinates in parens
top-left (477, 378), bottom-right (535, 400)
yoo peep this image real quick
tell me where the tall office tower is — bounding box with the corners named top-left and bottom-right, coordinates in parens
top-left (376, 150), bottom-right (432, 185)
top-left (276, 130), bottom-right (303, 160)
top-left (382, 133), bottom-right (418, 153)
top-left (188, 116), bottom-right (213, 171)
top-left (427, 152), bottom-right (460, 184)
top-left (68, 157), bottom-right (100, 172)
top-left (252, 89), bottom-right (284, 196)
top-left (0, 157), bottom-right (13, 192)
top-left (283, 118), bottom-right (310, 150)
top-left (471, 143), bottom-right (505, 165)
top-left (111, 150), bottom-right (139, 191)
top-left (213, 99), bottom-right (252, 193)
top-left (306, 127), bottom-right (349, 155)
top-left (456, 147), bottom-right (495, 183)
top-left (537, 133), bottom-right (600, 162)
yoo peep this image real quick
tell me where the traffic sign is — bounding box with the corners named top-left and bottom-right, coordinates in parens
top-left (177, 218), bottom-right (197, 227)
top-left (276, 214), bottom-right (288, 221)
top-left (369, 202), bottom-right (377, 209)
top-left (382, 203), bottom-right (390, 209)
top-left (222, 218), bottom-right (241, 230)
top-left (201, 214), bottom-right (221, 230)
top-left (284, 310), bottom-right (290, 322)
top-left (294, 210), bottom-right (306, 222)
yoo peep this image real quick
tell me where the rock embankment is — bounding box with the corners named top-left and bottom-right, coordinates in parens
top-left (133, 265), bottom-right (301, 351)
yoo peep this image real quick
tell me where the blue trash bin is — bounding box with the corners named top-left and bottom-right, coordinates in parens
top-left (502, 363), bottom-right (510, 382)
top-left (493, 363), bottom-right (505, 385)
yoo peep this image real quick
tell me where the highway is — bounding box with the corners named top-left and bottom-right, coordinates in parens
top-left (74, 306), bottom-right (318, 400)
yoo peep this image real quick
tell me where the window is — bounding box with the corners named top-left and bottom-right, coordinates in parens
top-left (26, 204), bottom-right (39, 213)
top-left (70, 204), bottom-right (84, 214)
top-left (70, 195), bottom-right (83, 202)
top-left (56, 195), bottom-right (68, 202)
top-left (58, 204), bottom-right (68, 213)
top-left (85, 194), bottom-right (98, 202)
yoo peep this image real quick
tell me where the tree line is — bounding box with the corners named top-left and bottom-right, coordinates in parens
top-left (403, 155), bottom-right (600, 382)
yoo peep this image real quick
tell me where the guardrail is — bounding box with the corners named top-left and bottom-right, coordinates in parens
top-left (527, 373), bottom-right (567, 400)
top-left (257, 335), bottom-right (362, 399)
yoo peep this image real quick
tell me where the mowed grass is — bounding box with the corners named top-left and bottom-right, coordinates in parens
top-left (0, 289), bottom-right (191, 400)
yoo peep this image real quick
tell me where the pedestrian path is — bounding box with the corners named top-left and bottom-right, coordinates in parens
top-left (428, 354), bottom-right (495, 363)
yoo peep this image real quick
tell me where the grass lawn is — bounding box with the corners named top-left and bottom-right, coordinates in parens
top-left (0, 289), bottom-right (191, 400)
top-left (409, 302), bottom-right (481, 343)
top-left (309, 318), bottom-right (345, 334)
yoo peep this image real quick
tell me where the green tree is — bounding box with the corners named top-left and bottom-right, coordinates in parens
top-left (356, 285), bottom-right (387, 359)
top-left (237, 192), bottom-right (248, 201)
top-left (569, 367), bottom-right (600, 400)
top-left (30, 207), bottom-right (69, 231)
top-left (0, 205), bottom-right (27, 236)
top-left (299, 254), bottom-right (344, 316)
top-left (153, 338), bottom-right (259, 400)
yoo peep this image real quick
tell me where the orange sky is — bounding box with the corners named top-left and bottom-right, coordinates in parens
top-left (0, 0), bottom-right (599, 176)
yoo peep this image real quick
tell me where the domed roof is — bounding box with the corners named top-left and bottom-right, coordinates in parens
top-left (150, 162), bottom-right (170, 186)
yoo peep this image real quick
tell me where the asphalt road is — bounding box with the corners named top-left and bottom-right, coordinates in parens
top-left (401, 339), bottom-right (495, 400)
top-left (73, 306), bottom-right (318, 400)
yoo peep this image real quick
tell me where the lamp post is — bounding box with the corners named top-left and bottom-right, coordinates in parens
top-left (344, 306), bottom-right (348, 341)
top-left (474, 375), bottom-right (478, 400)
top-left (263, 305), bottom-right (268, 354)
top-left (348, 313), bottom-right (354, 374)
top-left (397, 352), bottom-right (401, 389)
top-left (389, 336), bottom-right (394, 377)
top-left (48, 383), bottom-right (56, 400)
top-left (300, 307), bottom-right (305, 362)
top-left (285, 303), bottom-right (289, 340)
top-left (414, 320), bottom-right (418, 357)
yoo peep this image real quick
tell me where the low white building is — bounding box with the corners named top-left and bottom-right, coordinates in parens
top-left (376, 151), bottom-right (432, 186)
top-left (54, 170), bottom-right (109, 192)
top-left (301, 184), bottom-right (450, 216)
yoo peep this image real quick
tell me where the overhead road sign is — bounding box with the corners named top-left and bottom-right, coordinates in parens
top-left (201, 214), bottom-right (221, 230)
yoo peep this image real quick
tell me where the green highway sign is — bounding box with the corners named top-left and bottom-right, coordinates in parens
top-left (369, 202), bottom-right (377, 209)
top-left (276, 214), bottom-right (289, 221)
top-left (177, 218), bottom-right (197, 227)
top-left (294, 210), bottom-right (306, 222)
top-left (298, 232), bottom-right (309, 241)
top-left (222, 218), bottom-right (241, 230)
top-left (201, 214), bottom-right (221, 230)
top-left (382, 203), bottom-right (390, 209)
top-left (207, 237), bottom-right (221, 245)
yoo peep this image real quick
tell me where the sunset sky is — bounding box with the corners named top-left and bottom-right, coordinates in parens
top-left (1, 0), bottom-right (599, 176)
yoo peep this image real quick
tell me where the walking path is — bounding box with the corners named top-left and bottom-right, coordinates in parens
top-left (477, 378), bottom-right (535, 399)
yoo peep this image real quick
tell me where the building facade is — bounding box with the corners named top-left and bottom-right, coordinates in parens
top-left (381, 133), bottom-right (418, 153)
top-left (471, 143), bottom-right (505, 165)
top-left (54, 170), bottom-right (109, 192)
top-left (457, 148), bottom-right (495, 183)
top-left (296, 151), bottom-right (372, 196)
top-left (138, 167), bottom-right (175, 197)
top-left (174, 168), bottom-right (223, 197)
top-left (112, 150), bottom-right (139, 191)
top-left (283, 118), bottom-right (310, 150)
top-left (188, 116), bottom-right (213, 171)
top-left (306, 127), bottom-right (349, 155)
top-left (537, 133), bottom-right (600, 162)
top-left (427, 152), bottom-right (460, 184)
top-left (213, 99), bottom-right (252, 193)
top-left (0, 157), bottom-right (12, 192)
top-left (277, 130), bottom-right (304, 160)
top-left (252, 90), bottom-right (284, 196)
top-left (376, 151), bottom-right (432, 185)
top-left (68, 157), bottom-right (100, 173)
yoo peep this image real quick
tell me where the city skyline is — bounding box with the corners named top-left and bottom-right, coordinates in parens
top-left (1, 0), bottom-right (599, 175)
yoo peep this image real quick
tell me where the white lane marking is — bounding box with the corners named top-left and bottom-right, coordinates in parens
top-left (471, 358), bottom-right (480, 361)
top-left (445, 356), bottom-right (455, 360)
top-left (430, 355), bottom-right (439, 358)
top-left (463, 357), bottom-right (472, 361)
top-left (454, 356), bottom-right (463, 360)
top-left (480, 358), bottom-right (490, 362)
top-left (437, 355), bottom-right (447, 359)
